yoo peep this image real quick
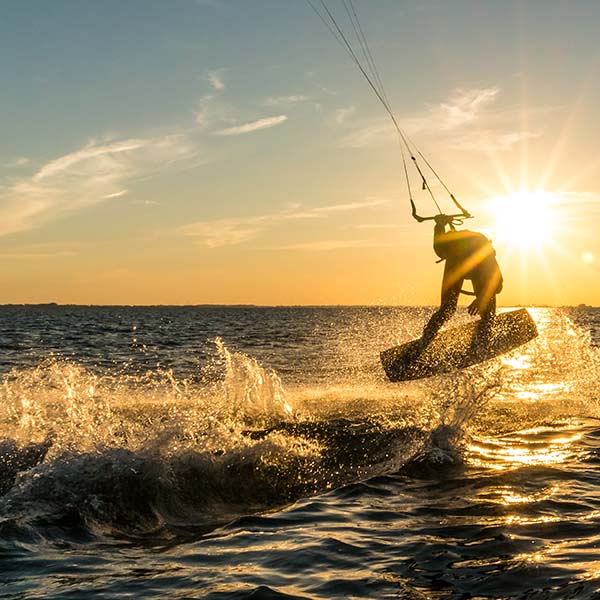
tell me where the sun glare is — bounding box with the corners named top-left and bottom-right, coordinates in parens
top-left (488, 191), bottom-right (559, 252)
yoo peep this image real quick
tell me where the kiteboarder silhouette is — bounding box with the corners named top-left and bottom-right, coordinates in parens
top-left (307, 1), bottom-right (538, 381)
top-left (421, 214), bottom-right (503, 347)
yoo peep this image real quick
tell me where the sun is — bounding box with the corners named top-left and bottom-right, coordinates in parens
top-left (488, 190), bottom-right (559, 251)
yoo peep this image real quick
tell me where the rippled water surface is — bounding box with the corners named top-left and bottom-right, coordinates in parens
top-left (1, 305), bottom-right (600, 599)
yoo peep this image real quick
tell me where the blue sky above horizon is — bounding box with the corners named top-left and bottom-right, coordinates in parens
top-left (0, 0), bottom-right (599, 305)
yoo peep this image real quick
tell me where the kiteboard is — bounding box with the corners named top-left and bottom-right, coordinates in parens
top-left (380, 308), bottom-right (538, 382)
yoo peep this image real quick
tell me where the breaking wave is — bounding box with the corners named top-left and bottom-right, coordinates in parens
top-left (0, 309), bottom-right (598, 543)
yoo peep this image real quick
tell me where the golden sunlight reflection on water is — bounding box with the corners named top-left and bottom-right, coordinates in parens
top-left (468, 441), bottom-right (572, 469)
top-left (498, 483), bottom-right (560, 505)
top-left (500, 352), bottom-right (533, 370)
top-left (466, 422), bottom-right (588, 540)
top-left (491, 307), bottom-right (591, 411)
top-left (513, 382), bottom-right (572, 401)
top-left (467, 425), bottom-right (583, 470)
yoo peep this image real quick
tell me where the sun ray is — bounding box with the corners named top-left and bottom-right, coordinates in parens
top-left (516, 1), bottom-right (531, 196)
top-left (481, 142), bottom-right (517, 200)
top-left (537, 91), bottom-right (588, 191)
top-left (531, 243), bottom-right (563, 302)
top-left (562, 152), bottom-right (600, 191)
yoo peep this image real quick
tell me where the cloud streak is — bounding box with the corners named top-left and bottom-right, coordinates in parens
top-left (0, 135), bottom-right (196, 237)
top-left (339, 86), bottom-right (541, 152)
top-left (207, 70), bottom-right (225, 91)
top-left (332, 106), bottom-right (355, 125)
top-left (196, 68), bottom-right (228, 127)
top-left (265, 95), bottom-right (308, 106)
top-left (312, 198), bottom-right (385, 213)
top-left (3, 157), bottom-right (30, 168)
top-left (274, 239), bottom-right (398, 251)
top-left (195, 94), bottom-right (230, 128)
top-left (450, 130), bottom-right (539, 152)
top-left (215, 115), bottom-right (288, 136)
top-left (179, 198), bottom-right (389, 248)
top-left (0, 241), bottom-right (78, 260)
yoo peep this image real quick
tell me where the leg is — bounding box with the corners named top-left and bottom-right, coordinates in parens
top-left (422, 264), bottom-right (463, 345)
top-left (471, 277), bottom-right (497, 348)
top-left (476, 294), bottom-right (496, 344)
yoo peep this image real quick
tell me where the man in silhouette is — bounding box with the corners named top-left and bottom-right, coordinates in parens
top-left (421, 214), bottom-right (503, 346)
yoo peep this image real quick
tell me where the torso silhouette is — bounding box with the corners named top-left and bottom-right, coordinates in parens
top-left (434, 226), bottom-right (503, 295)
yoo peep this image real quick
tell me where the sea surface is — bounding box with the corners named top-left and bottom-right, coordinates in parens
top-left (1, 305), bottom-right (600, 599)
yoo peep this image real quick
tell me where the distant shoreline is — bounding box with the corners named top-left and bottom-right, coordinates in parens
top-left (0, 303), bottom-right (595, 309)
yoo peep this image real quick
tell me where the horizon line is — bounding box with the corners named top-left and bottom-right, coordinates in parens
top-left (0, 302), bottom-right (593, 309)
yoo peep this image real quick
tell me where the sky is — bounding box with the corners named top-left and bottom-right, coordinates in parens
top-left (0, 0), bottom-right (599, 306)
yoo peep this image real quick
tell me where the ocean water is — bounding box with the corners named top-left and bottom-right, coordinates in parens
top-left (1, 305), bottom-right (600, 599)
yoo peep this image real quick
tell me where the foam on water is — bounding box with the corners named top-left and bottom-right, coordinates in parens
top-left (0, 308), bottom-right (599, 547)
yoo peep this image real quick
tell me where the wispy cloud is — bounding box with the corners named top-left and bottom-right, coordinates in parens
top-left (131, 198), bottom-right (159, 206)
top-left (431, 87), bottom-right (499, 130)
top-left (332, 106), bottom-right (355, 125)
top-left (340, 120), bottom-right (395, 149)
top-left (0, 242), bottom-right (78, 260)
top-left (3, 156), bottom-right (30, 168)
top-left (265, 95), bottom-right (308, 106)
top-left (274, 239), bottom-right (398, 251)
top-left (179, 198), bottom-right (389, 248)
top-left (103, 189), bottom-right (128, 199)
top-left (195, 68), bottom-right (228, 126)
top-left (215, 115), bottom-right (288, 136)
top-left (0, 135), bottom-right (196, 237)
top-left (356, 223), bottom-right (405, 230)
top-left (397, 86), bottom-right (501, 136)
top-left (2, 250), bottom-right (76, 260)
top-left (180, 217), bottom-right (266, 248)
top-left (206, 70), bottom-right (225, 91)
top-left (195, 94), bottom-right (220, 128)
top-left (179, 206), bottom-right (303, 249)
top-left (451, 130), bottom-right (539, 152)
top-left (340, 86), bottom-right (539, 152)
top-left (312, 198), bottom-right (386, 214)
